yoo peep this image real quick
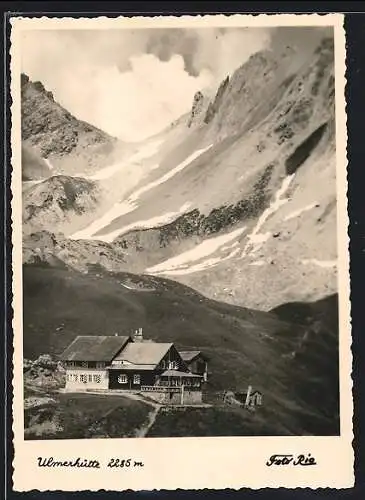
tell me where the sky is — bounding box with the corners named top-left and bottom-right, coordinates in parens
top-left (21, 26), bottom-right (332, 142)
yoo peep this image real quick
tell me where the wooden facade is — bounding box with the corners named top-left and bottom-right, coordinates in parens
top-left (179, 351), bottom-right (209, 381)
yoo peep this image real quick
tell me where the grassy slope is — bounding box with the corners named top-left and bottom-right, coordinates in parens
top-left (147, 406), bottom-right (290, 437)
top-left (24, 391), bottom-right (151, 440)
top-left (23, 262), bottom-right (339, 435)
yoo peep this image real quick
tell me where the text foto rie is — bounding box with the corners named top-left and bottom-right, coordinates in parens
top-left (266, 454), bottom-right (317, 466)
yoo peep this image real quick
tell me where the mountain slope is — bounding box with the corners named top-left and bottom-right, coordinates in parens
top-left (23, 262), bottom-right (339, 435)
top-left (21, 143), bottom-right (52, 181)
top-left (21, 73), bottom-right (120, 176)
top-left (44, 37), bottom-right (335, 310)
top-left (22, 36), bottom-right (337, 310)
top-left (23, 231), bottom-right (127, 272)
top-left (22, 176), bottom-right (102, 235)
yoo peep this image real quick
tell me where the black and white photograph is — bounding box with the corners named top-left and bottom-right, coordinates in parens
top-left (11, 13), bottom-right (352, 491)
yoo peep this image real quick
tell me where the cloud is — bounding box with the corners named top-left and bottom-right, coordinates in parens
top-left (20, 26), bottom-right (331, 142)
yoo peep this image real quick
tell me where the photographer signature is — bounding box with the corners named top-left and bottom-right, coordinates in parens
top-left (266, 453), bottom-right (317, 467)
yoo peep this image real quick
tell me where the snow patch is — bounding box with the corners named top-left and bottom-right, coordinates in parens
top-left (221, 241), bottom-right (240, 252)
top-left (71, 202), bottom-right (192, 243)
top-left (242, 174), bottom-right (295, 257)
top-left (43, 158), bottom-right (54, 171)
top-left (147, 226), bottom-right (245, 275)
top-left (123, 143), bottom-right (213, 204)
top-left (155, 248), bottom-right (241, 276)
top-left (301, 259), bottom-right (337, 269)
top-left (249, 260), bottom-right (266, 266)
top-left (284, 202), bottom-right (317, 221)
top-left (120, 282), bottom-right (154, 292)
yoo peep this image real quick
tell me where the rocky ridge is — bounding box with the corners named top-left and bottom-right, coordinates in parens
top-left (21, 73), bottom-right (119, 176)
top-left (23, 176), bottom-right (101, 235)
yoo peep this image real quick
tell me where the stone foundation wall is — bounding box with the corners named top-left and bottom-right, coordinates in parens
top-left (183, 390), bottom-right (202, 404)
top-left (144, 389), bottom-right (202, 405)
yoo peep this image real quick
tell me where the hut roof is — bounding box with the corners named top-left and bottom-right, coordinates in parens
top-left (59, 335), bottom-right (131, 362)
top-left (113, 342), bottom-right (173, 367)
top-left (179, 350), bottom-right (208, 362)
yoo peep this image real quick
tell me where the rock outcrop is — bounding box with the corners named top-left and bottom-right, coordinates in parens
top-left (21, 73), bottom-right (118, 175)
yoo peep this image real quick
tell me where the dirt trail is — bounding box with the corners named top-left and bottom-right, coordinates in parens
top-left (86, 389), bottom-right (162, 437)
top-left (135, 405), bottom-right (161, 438)
top-left (121, 391), bottom-right (162, 437)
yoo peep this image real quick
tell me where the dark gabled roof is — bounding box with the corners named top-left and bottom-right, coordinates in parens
top-left (59, 335), bottom-right (131, 362)
top-left (113, 342), bottom-right (173, 367)
top-left (179, 350), bottom-right (208, 362)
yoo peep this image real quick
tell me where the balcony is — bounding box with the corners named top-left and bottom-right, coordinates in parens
top-left (141, 385), bottom-right (181, 393)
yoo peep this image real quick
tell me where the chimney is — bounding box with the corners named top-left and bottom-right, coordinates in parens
top-left (133, 327), bottom-right (143, 343)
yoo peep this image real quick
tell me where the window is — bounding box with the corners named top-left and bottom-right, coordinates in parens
top-left (168, 361), bottom-right (178, 370)
top-left (133, 374), bottom-right (141, 385)
top-left (118, 374), bottom-right (128, 384)
top-left (73, 374), bottom-right (78, 382)
top-left (81, 361), bottom-right (88, 368)
top-left (93, 374), bottom-right (101, 384)
top-left (68, 361), bottom-right (76, 367)
top-left (88, 374), bottom-right (93, 382)
top-left (80, 374), bottom-right (87, 384)
top-left (161, 360), bottom-right (166, 369)
top-left (96, 362), bottom-right (105, 369)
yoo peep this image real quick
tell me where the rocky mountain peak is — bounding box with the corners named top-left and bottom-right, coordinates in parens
top-left (187, 90), bottom-right (207, 128)
top-left (21, 73), bottom-right (55, 101)
top-left (21, 74), bottom-right (118, 175)
top-left (204, 76), bottom-right (230, 125)
top-left (22, 175), bottom-right (101, 235)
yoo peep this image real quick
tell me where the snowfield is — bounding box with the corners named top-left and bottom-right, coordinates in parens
top-left (70, 144), bottom-right (213, 242)
top-left (159, 247), bottom-right (242, 276)
top-left (43, 158), bottom-right (54, 171)
top-left (284, 202), bottom-right (317, 221)
top-left (146, 226), bottom-right (246, 275)
top-left (241, 174), bottom-right (295, 257)
top-left (71, 202), bottom-right (192, 243)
